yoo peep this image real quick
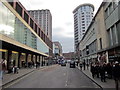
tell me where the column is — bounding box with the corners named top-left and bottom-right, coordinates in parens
top-left (7, 50), bottom-right (12, 70)
top-left (35, 55), bottom-right (37, 64)
top-left (31, 54), bottom-right (33, 63)
top-left (18, 52), bottom-right (21, 68)
top-left (39, 55), bottom-right (40, 67)
top-left (25, 53), bottom-right (28, 67)
top-left (42, 56), bottom-right (43, 66)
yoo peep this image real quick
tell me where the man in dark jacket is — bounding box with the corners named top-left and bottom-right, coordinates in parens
top-left (100, 64), bottom-right (106, 82)
top-left (112, 61), bottom-right (120, 90)
top-left (90, 64), bottom-right (96, 78)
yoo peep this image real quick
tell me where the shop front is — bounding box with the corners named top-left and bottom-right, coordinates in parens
top-left (108, 47), bottom-right (120, 63)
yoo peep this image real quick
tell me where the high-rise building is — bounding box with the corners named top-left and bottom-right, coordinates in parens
top-left (73, 3), bottom-right (94, 52)
top-left (28, 10), bottom-right (52, 41)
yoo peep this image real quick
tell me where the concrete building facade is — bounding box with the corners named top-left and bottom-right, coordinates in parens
top-left (79, 1), bottom-right (120, 64)
top-left (73, 3), bottom-right (94, 52)
top-left (79, 19), bottom-right (97, 64)
top-left (103, 1), bottom-right (120, 63)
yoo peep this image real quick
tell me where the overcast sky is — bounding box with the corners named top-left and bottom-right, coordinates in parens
top-left (20, 0), bottom-right (103, 53)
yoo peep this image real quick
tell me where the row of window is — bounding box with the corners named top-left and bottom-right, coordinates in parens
top-left (8, 1), bottom-right (52, 49)
top-left (105, 1), bottom-right (119, 19)
top-left (107, 21), bottom-right (120, 47)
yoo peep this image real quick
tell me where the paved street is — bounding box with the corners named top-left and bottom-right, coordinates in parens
top-left (5, 64), bottom-right (101, 88)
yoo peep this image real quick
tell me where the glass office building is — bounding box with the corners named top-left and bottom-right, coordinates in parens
top-left (0, 1), bottom-right (52, 69)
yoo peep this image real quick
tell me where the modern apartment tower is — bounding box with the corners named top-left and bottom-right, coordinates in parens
top-left (73, 3), bottom-right (94, 52)
top-left (28, 10), bottom-right (52, 41)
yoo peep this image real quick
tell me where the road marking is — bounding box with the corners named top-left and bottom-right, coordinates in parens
top-left (3, 65), bottom-right (58, 88)
top-left (65, 81), bottom-right (68, 87)
top-left (3, 71), bottom-right (34, 88)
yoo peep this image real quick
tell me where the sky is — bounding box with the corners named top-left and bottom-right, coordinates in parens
top-left (20, 0), bottom-right (103, 53)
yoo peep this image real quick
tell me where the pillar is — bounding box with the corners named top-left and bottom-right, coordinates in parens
top-left (35, 55), bottom-right (37, 64)
top-left (18, 52), bottom-right (21, 68)
top-left (25, 53), bottom-right (28, 67)
top-left (31, 54), bottom-right (33, 63)
top-left (7, 50), bottom-right (12, 70)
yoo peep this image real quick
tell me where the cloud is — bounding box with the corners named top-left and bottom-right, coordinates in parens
top-left (20, 0), bottom-right (103, 53)
top-left (52, 27), bottom-right (64, 36)
top-left (65, 22), bottom-right (72, 26)
top-left (52, 35), bottom-right (74, 53)
top-left (53, 27), bottom-right (74, 38)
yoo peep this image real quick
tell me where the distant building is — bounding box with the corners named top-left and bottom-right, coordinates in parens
top-left (28, 10), bottom-right (52, 41)
top-left (73, 3), bottom-right (94, 52)
top-left (53, 42), bottom-right (62, 59)
top-left (63, 52), bottom-right (75, 60)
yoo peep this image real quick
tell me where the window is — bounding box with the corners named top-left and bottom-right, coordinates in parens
top-left (82, 18), bottom-right (84, 20)
top-left (113, 0), bottom-right (118, 9)
top-left (24, 11), bottom-right (29, 23)
top-left (82, 30), bottom-right (85, 32)
top-left (82, 21), bottom-right (85, 23)
top-left (16, 3), bottom-right (22, 16)
top-left (108, 3), bottom-right (113, 14)
top-left (30, 18), bottom-right (33, 29)
top-left (82, 27), bottom-right (85, 29)
top-left (105, 8), bottom-right (109, 19)
top-left (116, 21), bottom-right (120, 43)
top-left (108, 29), bottom-right (113, 46)
top-left (111, 25), bottom-right (118, 45)
top-left (99, 38), bottom-right (102, 49)
top-left (8, 0), bottom-right (13, 7)
top-left (82, 15), bottom-right (84, 17)
top-left (82, 24), bottom-right (85, 26)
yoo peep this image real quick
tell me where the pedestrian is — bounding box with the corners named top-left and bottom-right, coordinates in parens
top-left (112, 61), bottom-right (120, 90)
top-left (95, 64), bottom-right (100, 78)
top-left (2, 58), bottom-right (7, 73)
top-left (79, 62), bottom-right (83, 70)
top-left (83, 61), bottom-right (86, 70)
top-left (0, 59), bottom-right (3, 80)
top-left (90, 64), bottom-right (96, 78)
top-left (86, 63), bottom-right (89, 70)
top-left (106, 63), bottom-right (112, 79)
top-left (12, 66), bottom-right (19, 74)
top-left (100, 64), bottom-right (106, 82)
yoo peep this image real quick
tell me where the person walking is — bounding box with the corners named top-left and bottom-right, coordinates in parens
top-left (83, 61), bottom-right (86, 70)
top-left (95, 64), bottom-right (100, 78)
top-left (2, 58), bottom-right (7, 73)
top-left (90, 64), bottom-right (96, 78)
top-left (100, 64), bottom-right (106, 82)
top-left (0, 59), bottom-right (3, 80)
top-left (79, 62), bottom-right (83, 70)
top-left (112, 61), bottom-right (120, 90)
